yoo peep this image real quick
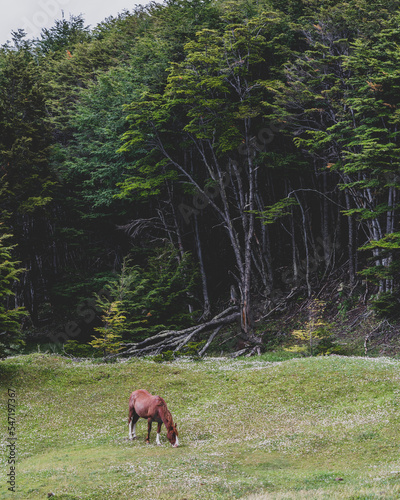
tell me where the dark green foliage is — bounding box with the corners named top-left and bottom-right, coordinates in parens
top-left (121, 246), bottom-right (199, 339)
top-left (182, 341), bottom-right (206, 358)
top-left (0, 43), bottom-right (56, 216)
top-left (37, 14), bottom-right (92, 55)
top-left (152, 341), bottom-right (206, 362)
top-left (370, 292), bottom-right (400, 319)
top-left (0, 231), bottom-right (27, 356)
top-left (63, 340), bottom-right (98, 358)
top-left (153, 350), bottom-right (175, 363)
top-left (64, 68), bottom-right (136, 214)
top-left (0, 38), bottom-right (61, 324)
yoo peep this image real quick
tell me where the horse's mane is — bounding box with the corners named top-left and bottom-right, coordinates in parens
top-left (156, 396), bottom-right (166, 407)
top-left (156, 396), bottom-right (173, 426)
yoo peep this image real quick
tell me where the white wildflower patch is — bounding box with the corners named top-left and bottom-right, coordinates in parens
top-left (105, 457), bottom-right (256, 499)
top-left (171, 356), bottom-right (283, 373)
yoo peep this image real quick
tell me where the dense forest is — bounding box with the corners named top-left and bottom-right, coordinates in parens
top-left (2, 0), bottom-right (400, 358)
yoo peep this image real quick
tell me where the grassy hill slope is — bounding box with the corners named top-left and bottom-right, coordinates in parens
top-left (1, 354), bottom-right (400, 499)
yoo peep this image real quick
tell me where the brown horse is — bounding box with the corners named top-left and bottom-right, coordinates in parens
top-left (128, 389), bottom-right (179, 447)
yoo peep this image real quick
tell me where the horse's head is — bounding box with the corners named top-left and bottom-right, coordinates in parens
top-left (167, 422), bottom-right (179, 447)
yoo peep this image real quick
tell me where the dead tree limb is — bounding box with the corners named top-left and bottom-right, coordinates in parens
top-left (198, 326), bottom-right (223, 356)
top-left (116, 307), bottom-right (240, 358)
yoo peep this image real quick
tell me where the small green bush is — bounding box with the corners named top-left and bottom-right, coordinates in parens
top-left (370, 292), bottom-right (400, 319)
top-left (63, 340), bottom-right (97, 358)
top-left (153, 341), bottom-right (206, 363)
top-left (153, 350), bottom-right (175, 363)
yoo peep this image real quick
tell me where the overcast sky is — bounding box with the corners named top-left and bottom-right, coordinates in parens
top-left (1, 0), bottom-right (152, 45)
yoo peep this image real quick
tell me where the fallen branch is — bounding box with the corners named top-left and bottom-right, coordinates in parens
top-left (115, 307), bottom-right (240, 358)
top-left (230, 348), bottom-right (249, 358)
top-left (198, 326), bottom-right (223, 357)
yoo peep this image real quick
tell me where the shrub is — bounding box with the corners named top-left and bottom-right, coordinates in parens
top-left (63, 340), bottom-right (97, 358)
top-left (370, 292), bottom-right (400, 319)
top-left (285, 298), bottom-right (335, 356)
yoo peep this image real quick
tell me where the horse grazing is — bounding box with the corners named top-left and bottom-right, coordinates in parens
top-left (128, 389), bottom-right (179, 447)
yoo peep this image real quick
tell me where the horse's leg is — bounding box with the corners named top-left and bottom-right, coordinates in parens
top-left (128, 408), bottom-right (139, 440)
top-left (130, 415), bottom-right (139, 440)
top-left (146, 418), bottom-right (152, 443)
top-left (156, 422), bottom-right (162, 446)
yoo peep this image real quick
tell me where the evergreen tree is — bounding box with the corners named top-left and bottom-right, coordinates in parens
top-left (0, 229), bottom-right (27, 356)
top-left (89, 300), bottom-right (125, 356)
top-left (37, 14), bottom-right (92, 55)
top-left (0, 34), bottom-right (59, 323)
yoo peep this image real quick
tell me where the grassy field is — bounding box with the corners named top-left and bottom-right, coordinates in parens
top-left (1, 353), bottom-right (400, 499)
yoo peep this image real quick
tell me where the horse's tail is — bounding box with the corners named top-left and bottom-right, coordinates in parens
top-left (128, 392), bottom-right (137, 423)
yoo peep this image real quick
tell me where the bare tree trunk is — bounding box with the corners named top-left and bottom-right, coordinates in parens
top-left (295, 193), bottom-right (312, 297)
top-left (322, 171), bottom-right (330, 269)
top-left (194, 214), bottom-right (211, 320)
top-left (344, 189), bottom-right (355, 284)
top-left (255, 192), bottom-right (273, 288)
top-left (290, 204), bottom-right (298, 284)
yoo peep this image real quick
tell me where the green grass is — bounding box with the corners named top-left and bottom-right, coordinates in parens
top-left (2, 354), bottom-right (400, 499)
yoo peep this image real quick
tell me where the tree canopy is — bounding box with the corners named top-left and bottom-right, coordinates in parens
top-left (1, 0), bottom-right (400, 355)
